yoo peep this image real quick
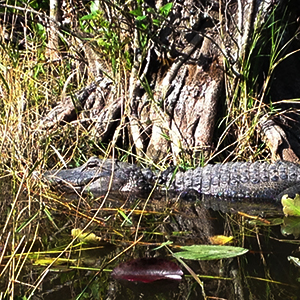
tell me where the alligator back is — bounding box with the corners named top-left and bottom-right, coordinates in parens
top-left (168, 161), bottom-right (300, 200)
top-left (42, 158), bottom-right (300, 202)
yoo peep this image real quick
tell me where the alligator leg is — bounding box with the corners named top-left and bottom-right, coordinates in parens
top-left (276, 184), bottom-right (300, 201)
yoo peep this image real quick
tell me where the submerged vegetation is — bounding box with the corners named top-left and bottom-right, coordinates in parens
top-left (0, 0), bottom-right (300, 299)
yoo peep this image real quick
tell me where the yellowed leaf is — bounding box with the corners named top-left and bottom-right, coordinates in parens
top-left (209, 235), bottom-right (233, 245)
top-left (71, 228), bottom-right (102, 244)
top-left (32, 257), bottom-right (76, 266)
top-left (281, 194), bottom-right (300, 217)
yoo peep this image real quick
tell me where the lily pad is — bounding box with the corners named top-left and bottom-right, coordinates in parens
top-left (281, 194), bottom-right (300, 217)
top-left (173, 245), bottom-right (248, 260)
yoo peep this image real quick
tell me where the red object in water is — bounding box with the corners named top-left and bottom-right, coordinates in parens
top-left (111, 258), bottom-right (183, 283)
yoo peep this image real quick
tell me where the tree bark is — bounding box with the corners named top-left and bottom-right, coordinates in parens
top-left (39, 0), bottom-right (300, 164)
top-left (46, 0), bottom-right (62, 60)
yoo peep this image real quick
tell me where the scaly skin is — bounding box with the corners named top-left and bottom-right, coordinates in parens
top-left (42, 157), bottom-right (300, 202)
top-left (168, 160), bottom-right (300, 200)
top-left (43, 157), bottom-right (155, 196)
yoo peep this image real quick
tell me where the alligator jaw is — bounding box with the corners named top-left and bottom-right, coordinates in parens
top-left (41, 157), bottom-right (156, 196)
top-left (41, 157), bottom-right (111, 194)
top-left (43, 169), bottom-right (101, 194)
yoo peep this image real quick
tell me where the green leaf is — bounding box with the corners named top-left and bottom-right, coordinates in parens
top-left (159, 3), bottom-right (173, 17)
top-left (118, 209), bottom-right (132, 225)
top-left (281, 194), bottom-right (300, 217)
top-left (140, 23), bottom-right (148, 31)
top-left (152, 241), bottom-right (173, 251)
top-left (16, 211), bottom-right (39, 233)
top-left (153, 19), bottom-right (161, 26)
top-left (173, 245), bottom-right (248, 260)
top-left (281, 216), bottom-right (300, 238)
top-left (146, 7), bottom-right (156, 14)
top-left (136, 15), bottom-right (147, 21)
top-left (36, 23), bottom-right (45, 33)
top-left (130, 8), bottom-right (143, 17)
top-left (90, 1), bottom-right (99, 15)
top-left (160, 132), bottom-right (171, 141)
top-left (80, 14), bottom-right (96, 21)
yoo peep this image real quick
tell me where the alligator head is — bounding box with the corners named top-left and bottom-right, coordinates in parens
top-left (42, 157), bottom-right (155, 196)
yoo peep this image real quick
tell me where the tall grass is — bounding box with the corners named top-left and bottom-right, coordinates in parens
top-left (219, 3), bottom-right (300, 161)
top-left (0, 1), bottom-right (299, 299)
top-left (0, 0), bottom-right (157, 297)
top-left (0, 4), bottom-right (87, 298)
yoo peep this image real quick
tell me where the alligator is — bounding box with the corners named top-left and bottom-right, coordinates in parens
top-left (41, 157), bottom-right (300, 211)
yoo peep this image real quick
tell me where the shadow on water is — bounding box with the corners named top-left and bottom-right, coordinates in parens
top-left (0, 178), bottom-right (299, 299)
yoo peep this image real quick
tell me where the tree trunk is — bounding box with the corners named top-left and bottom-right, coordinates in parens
top-left (46, 0), bottom-right (62, 60)
top-left (40, 0), bottom-right (300, 164)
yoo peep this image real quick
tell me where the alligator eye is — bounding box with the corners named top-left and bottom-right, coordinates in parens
top-left (85, 160), bottom-right (101, 169)
top-left (138, 180), bottom-right (145, 186)
top-left (84, 157), bottom-right (102, 169)
top-left (86, 162), bottom-right (98, 168)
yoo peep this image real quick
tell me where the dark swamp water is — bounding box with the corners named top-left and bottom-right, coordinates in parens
top-left (0, 179), bottom-right (300, 300)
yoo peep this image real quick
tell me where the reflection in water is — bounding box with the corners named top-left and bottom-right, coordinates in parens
top-left (0, 180), bottom-right (299, 299)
